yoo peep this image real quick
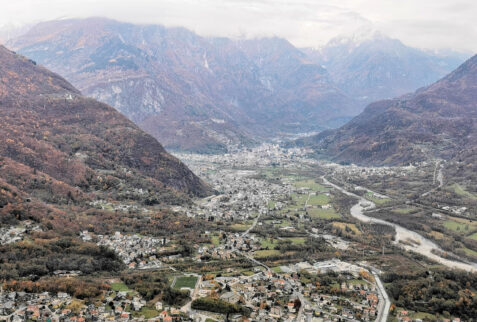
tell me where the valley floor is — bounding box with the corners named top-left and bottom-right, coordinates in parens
top-left (2, 144), bottom-right (477, 321)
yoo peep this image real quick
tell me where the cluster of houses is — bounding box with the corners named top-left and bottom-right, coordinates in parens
top-left (80, 231), bottom-right (167, 269)
top-left (189, 260), bottom-right (382, 321)
top-left (176, 143), bottom-right (312, 170)
top-left (0, 290), bottom-right (73, 321)
top-left (89, 199), bottom-right (143, 213)
top-left (197, 232), bottom-right (261, 261)
top-left (396, 310), bottom-right (462, 322)
top-left (177, 146), bottom-right (302, 224)
top-left (0, 221), bottom-right (41, 245)
top-left (0, 287), bottom-right (181, 321)
top-left (187, 169), bottom-right (290, 223)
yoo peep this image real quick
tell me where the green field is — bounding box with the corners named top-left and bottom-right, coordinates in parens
top-left (173, 275), bottom-right (198, 289)
top-left (458, 247), bottom-right (477, 257)
top-left (411, 312), bottom-right (436, 320)
top-left (133, 307), bottom-right (159, 319)
top-left (450, 183), bottom-right (477, 200)
top-left (268, 200), bottom-right (276, 209)
top-left (111, 282), bottom-right (129, 292)
top-left (254, 249), bottom-right (281, 258)
top-left (365, 192), bottom-right (390, 205)
top-left (286, 237), bottom-right (306, 245)
top-left (229, 223), bottom-right (251, 231)
top-left (291, 193), bottom-right (308, 206)
top-left (307, 194), bottom-right (330, 206)
top-left (272, 266), bottom-right (283, 273)
top-left (443, 218), bottom-right (474, 234)
top-left (392, 207), bottom-right (417, 214)
top-left (210, 234), bottom-right (220, 246)
top-left (348, 279), bottom-right (369, 285)
top-left (309, 208), bottom-right (341, 220)
top-left (260, 237), bottom-right (306, 249)
top-left (443, 220), bottom-right (467, 232)
top-left (294, 180), bottom-right (328, 192)
top-left (260, 238), bottom-right (278, 249)
top-left (468, 232), bottom-right (477, 241)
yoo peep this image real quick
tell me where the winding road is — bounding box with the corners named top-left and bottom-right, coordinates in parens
top-left (322, 177), bottom-right (477, 273)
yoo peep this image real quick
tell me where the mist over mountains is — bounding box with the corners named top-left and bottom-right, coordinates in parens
top-left (304, 28), bottom-right (467, 105)
top-left (7, 18), bottom-right (467, 153)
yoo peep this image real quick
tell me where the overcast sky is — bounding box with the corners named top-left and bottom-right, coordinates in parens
top-left (1, 0), bottom-right (476, 52)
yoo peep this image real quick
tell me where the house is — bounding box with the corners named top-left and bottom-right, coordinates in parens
top-left (287, 302), bottom-right (296, 313)
top-left (155, 301), bottom-right (163, 311)
top-left (270, 306), bottom-right (282, 318)
top-left (159, 311), bottom-right (169, 319)
top-left (220, 292), bottom-right (240, 304)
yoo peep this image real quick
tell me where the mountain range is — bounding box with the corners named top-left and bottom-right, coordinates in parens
top-left (295, 54), bottom-right (477, 166)
top-left (0, 44), bottom-right (210, 231)
top-left (7, 18), bottom-right (355, 152)
top-left (303, 29), bottom-right (467, 106)
top-left (7, 18), bottom-right (466, 152)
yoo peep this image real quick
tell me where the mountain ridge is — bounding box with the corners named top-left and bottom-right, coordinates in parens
top-left (0, 44), bottom-right (211, 232)
top-left (296, 54), bottom-right (477, 166)
top-left (303, 30), bottom-right (467, 106)
top-left (8, 18), bottom-right (358, 151)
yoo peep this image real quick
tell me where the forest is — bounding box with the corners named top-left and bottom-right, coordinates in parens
top-left (383, 269), bottom-right (477, 319)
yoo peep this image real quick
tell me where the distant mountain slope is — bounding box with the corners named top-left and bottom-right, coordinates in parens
top-left (8, 18), bottom-right (357, 151)
top-left (297, 54), bottom-right (477, 166)
top-left (235, 38), bottom-right (357, 132)
top-left (304, 30), bottom-right (467, 106)
top-left (0, 44), bottom-right (211, 230)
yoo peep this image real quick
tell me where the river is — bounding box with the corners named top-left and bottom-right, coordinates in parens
top-left (322, 177), bottom-right (477, 273)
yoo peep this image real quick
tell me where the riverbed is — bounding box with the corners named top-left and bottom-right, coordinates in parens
top-left (323, 177), bottom-right (477, 273)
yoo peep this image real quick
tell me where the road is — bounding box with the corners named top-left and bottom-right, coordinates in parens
top-left (322, 176), bottom-right (477, 272)
top-left (241, 211), bottom-right (263, 237)
top-left (236, 209), bottom-right (272, 272)
top-left (372, 270), bottom-right (391, 322)
top-left (422, 161), bottom-right (444, 197)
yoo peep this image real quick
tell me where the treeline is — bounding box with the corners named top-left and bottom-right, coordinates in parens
top-left (0, 236), bottom-right (123, 280)
top-left (2, 277), bottom-right (109, 299)
top-left (383, 269), bottom-right (477, 319)
top-left (191, 297), bottom-right (250, 316)
top-left (120, 271), bottom-right (189, 306)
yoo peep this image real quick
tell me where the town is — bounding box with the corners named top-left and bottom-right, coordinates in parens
top-left (1, 144), bottom-right (472, 321)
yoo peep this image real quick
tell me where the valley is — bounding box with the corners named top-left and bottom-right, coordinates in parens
top-left (2, 142), bottom-right (477, 321)
top-left (0, 11), bottom-right (476, 322)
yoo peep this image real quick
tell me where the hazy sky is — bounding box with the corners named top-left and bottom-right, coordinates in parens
top-left (1, 0), bottom-right (476, 52)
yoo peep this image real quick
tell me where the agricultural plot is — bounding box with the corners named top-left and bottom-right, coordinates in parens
top-left (365, 192), bottom-right (390, 205)
top-left (449, 183), bottom-right (477, 201)
top-left (332, 222), bottom-right (361, 235)
top-left (308, 208), bottom-right (341, 220)
top-left (173, 275), bottom-right (198, 290)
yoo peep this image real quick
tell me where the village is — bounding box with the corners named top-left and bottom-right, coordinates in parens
top-left (188, 259), bottom-right (382, 322)
top-left (0, 144), bottom-right (468, 321)
top-left (80, 231), bottom-right (170, 270)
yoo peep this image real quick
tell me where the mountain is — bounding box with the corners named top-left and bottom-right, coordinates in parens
top-left (296, 54), bottom-right (477, 166)
top-left (8, 18), bottom-right (357, 151)
top-left (0, 44), bottom-right (211, 231)
top-left (304, 29), bottom-right (467, 106)
top-left (235, 38), bottom-right (357, 132)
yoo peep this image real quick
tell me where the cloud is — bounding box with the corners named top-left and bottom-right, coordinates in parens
top-left (0, 0), bottom-right (475, 52)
